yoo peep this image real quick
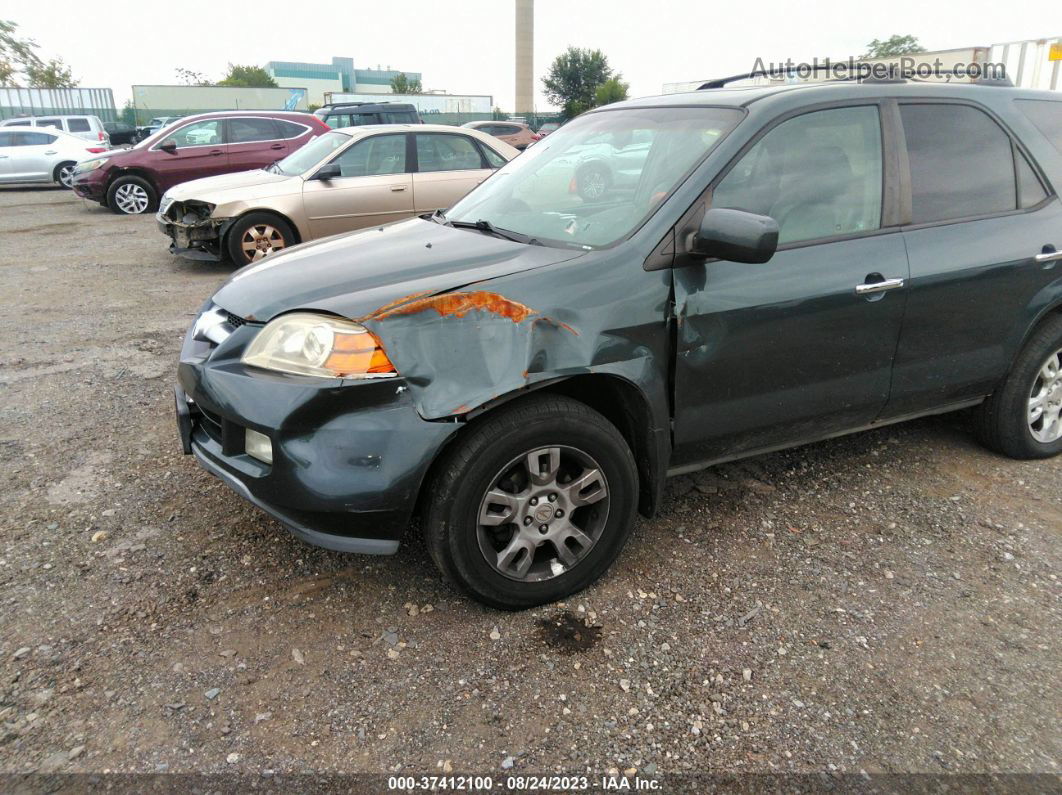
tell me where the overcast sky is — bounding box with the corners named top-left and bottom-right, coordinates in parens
top-left (8, 0), bottom-right (1059, 109)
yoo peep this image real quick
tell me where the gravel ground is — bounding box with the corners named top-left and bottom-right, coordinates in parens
top-left (0, 186), bottom-right (1059, 780)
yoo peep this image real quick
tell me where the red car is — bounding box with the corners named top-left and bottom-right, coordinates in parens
top-left (71, 111), bottom-right (330, 215)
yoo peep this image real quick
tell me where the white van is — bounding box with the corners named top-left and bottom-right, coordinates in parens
top-left (0, 115), bottom-right (111, 147)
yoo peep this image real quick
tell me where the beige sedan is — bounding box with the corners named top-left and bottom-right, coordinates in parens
top-left (156, 124), bottom-right (517, 265)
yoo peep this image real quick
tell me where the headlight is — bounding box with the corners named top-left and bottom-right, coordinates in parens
top-left (242, 313), bottom-right (397, 379)
top-left (76, 158), bottom-right (109, 172)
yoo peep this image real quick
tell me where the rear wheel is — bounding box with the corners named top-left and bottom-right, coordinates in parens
top-left (424, 395), bottom-right (638, 609)
top-left (226, 213), bottom-right (295, 266)
top-left (106, 175), bottom-right (156, 215)
top-left (976, 315), bottom-right (1062, 459)
top-left (53, 162), bottom-right (76, 189)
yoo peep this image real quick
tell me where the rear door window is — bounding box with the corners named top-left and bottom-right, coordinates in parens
top-left (37, 118), bottom-right (62, 129)
top-left (899, 104), bottom-right (1017, 224)
top-left (416, 134), bottom-right (485, 172)
top-left (0, 131), bottom-right (15, 146)
top-left (67, 118), bottom-right (91, 133)
top-left (1015, 99), bottom-right (1062, 154)
top-left (274, 119), bottom-right (309, 139)
top-left (19, 131), bottom-right (57, 145)
top-left (228, 117), bottom-right (278, 143)
top-left (713, 105), bottom-right (884, 245)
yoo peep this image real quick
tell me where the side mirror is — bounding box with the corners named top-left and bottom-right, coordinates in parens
top-left (691, 208), bottom-right (778, 264)
top-left (311, 163), bottom-right (341, 181)
top-left (159, 139), bottom-right (178, 154)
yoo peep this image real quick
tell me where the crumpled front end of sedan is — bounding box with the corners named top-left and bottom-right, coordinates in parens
top-left (157, 196), bottom-right (231, 261)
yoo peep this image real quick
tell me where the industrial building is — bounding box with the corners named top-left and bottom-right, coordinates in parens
top-left (264, 57), bottom-right (422, 105)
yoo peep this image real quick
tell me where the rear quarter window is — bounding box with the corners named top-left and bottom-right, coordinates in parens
top-left (67, 118), bottom-right (91, 132)
top-left (1015, 99), bottom-right (1062, 155)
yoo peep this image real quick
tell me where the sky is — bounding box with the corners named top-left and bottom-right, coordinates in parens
top-left (7, 0), bottom-right (1060, 110)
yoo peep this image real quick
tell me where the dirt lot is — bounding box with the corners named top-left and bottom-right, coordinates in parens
top-left (0, 186), bottom-right (1059, 780)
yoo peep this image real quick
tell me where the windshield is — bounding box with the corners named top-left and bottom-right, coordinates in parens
top-left (272, 131), bottom-right (350, 175)
top-left (446, 106), bottom-right (743, 248)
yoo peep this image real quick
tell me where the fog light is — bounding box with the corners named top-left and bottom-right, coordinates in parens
top-left (245, 428), bottom-right (273, 465)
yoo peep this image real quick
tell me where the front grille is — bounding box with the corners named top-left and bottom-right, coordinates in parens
top-left (198, 406), bottom-right (224, 444)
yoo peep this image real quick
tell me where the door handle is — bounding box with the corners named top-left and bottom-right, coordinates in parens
top-left (44, 150), bottom-right (58, 155)
top-left (855, 277), bottom-right (905, 295)
top-left (390, 185), bottom-right (406, 192)
top-left (1034, 248), bottom-right (1062, 264)
top-left (270, 143), bottom-right (284, 150)
top-left (209, 149), bottom-right (223, 156)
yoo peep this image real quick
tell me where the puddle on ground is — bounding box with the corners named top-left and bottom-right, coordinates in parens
top-left (536, 611), bottom-right (601, 654)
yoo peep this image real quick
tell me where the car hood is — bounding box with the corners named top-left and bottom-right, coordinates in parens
top-left (165, 169), bottom-right (297, 202)
top-left (212, 217), bottom-right (585, 323)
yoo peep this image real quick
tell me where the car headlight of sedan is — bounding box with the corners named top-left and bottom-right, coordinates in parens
top-left (76, 157), bottom-right (109, 172)
top-left (242, 313), bottom-right (397, 379)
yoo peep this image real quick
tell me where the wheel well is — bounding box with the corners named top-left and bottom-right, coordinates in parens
top-left (52, 160), bottom-right (76, 179)
top-left (225, 209), bottom-right (303, 246)
top-left (415, 374), bottom-right (663, 523)
top-left (106, 167), bottom-right (158, 195)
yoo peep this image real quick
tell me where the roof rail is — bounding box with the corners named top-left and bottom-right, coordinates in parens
top-left (698, 63), bottom-right (1013, 89)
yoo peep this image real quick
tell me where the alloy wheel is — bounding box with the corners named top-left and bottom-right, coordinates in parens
top-left (114, 183), bottom-right (149, 214)
top-left (1028, 347), bottom-right (1062, 443)
top-left (476, 445), bottom-right (610, 582)
top-left (579, 170), bottom-right (607, 200)
top-left (58, 165), bottom-right (75, 189)
top-left (241, 224), bottom-right (287, 262)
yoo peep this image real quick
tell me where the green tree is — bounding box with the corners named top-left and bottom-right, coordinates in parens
top-left (389, 72), bottom-right (422, 94)
top-left (25, 57), bottom-right (76, 88)
top-left (1, 18), bottom-right (42, 86)
top-left (543, 47), bottom-right (614, 119)
top-left (864, 35), bottom-right (923, 59)
top-left (216, 64), bottom-right (277, 88)
top-left (594, 76), bottom-right (629, 107)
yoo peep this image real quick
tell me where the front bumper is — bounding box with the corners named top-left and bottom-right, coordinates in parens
top-left (71, 167), bottom-right (108, 202)
top-left (175, 315), bottom-right (458, 554)
top-left (158, 210), bottom-right (228, 261)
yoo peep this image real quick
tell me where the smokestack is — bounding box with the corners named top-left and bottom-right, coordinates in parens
top-left (515, 0), bottom-right (533, 114)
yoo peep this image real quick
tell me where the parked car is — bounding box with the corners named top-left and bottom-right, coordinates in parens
top-left (0, 114), bottom-right (110, 147)
top-left (71, 111), bottom-right (330, 215)
top-left (0, 127), bottom-right (110, 188)
top-left (103, 121), bottom-right (138, 147)
top-left (314, 102), bottom-right (421, 128)
top-left (136, 116), bottom-right (182, 142)
top-left (176, 81), bottom-right (1062, 609)
top-left (462, 120), bottom-right (540, 150)
top-left (536, 122), bottom-right (562, 136)
top-left (158, 124), bottom-right (516, 265)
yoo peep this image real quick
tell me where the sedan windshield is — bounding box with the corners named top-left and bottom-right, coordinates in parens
top-left (446, 106), bottom-right (743, 248)
top-left (273, 131), bottom-right (351, 175)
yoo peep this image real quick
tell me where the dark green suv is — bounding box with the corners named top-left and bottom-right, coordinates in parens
top-left (177, 79), bottom-right (1062, 608)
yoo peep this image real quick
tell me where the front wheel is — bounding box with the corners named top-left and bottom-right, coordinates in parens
top-left (424, 394), bottom-right (638, 609)
top-left (976, 314), bottom-right (1062, 459)
top-left (107, 175), bottom-right (157, 215)
top-left (225, 213), bottom-right (295, 266)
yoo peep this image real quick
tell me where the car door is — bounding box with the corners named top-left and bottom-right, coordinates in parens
top-left (226, 117), bottom-right (287, 173)
top-left (0, 131), bottom-right (16, 180)
top-left (671, 103), bottom-right (910, 466)
top-left (880, 100), bottom-right (1062, 418)
top-left (411, 132), bottom-right (491, 214)
top-left (301, 132), bottom-right (413, 238)
top-left (4, 130), bottom-right (60, 182)
top-left (149, 118), bottom-right (230, 192)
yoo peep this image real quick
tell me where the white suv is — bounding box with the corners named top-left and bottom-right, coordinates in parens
top-left (0, 115), bottom-right (111, 147)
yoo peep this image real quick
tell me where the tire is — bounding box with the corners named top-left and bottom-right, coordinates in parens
top-left (53, 161), bottom-right (76, 189)
top-left (576, 164), bottom-right (611, 202)
top-left (424, 394), bottom-right (638, 610)
top-left (106, 175), bottom-right (157, 215)
top-left (976, 314), bottom-right (1062, 459)
top-left (226, 212), bottom-right (296, 266)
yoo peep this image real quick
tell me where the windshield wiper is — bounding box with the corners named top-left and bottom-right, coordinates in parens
top-left (448, 218), bottom-right (539, 245)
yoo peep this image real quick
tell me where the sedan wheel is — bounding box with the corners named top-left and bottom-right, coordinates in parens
top-left (1028, 347), bottom-right (1062, 443)
top-left (114, 182), bottom-right (150, 214)
top-left (241, 224), bottom-right (287, 262)
top-left (477, 445), bottom-right (610, 582)
top-left (57, 164), bottom-right (75, 189)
